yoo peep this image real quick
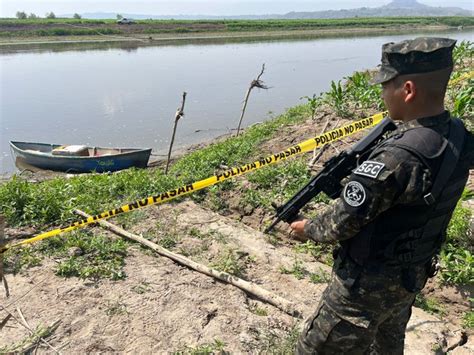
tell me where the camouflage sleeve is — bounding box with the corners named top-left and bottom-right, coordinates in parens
top-left (303, 147), bottom-right (432, 243)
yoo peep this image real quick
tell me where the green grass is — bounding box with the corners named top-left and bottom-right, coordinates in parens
top-left (1, 16), bottom-right (473, 38)
top-left (175, 339), bottom-right (226, 355)
top-left (280, 258), bottom-right (306, 280)
top-left (414, 294), bottom-right (447, 317)
top-left (256, 325), bottom-right (301, 353)
top-left (210, 249), bottom-right (254, 277)
top-left (463, 310), bottom-right (474, 329)
top-left (440, 191), bottom-right (473, 285)
top-left (3, 230), bottom-right (128, 280)
top-left (309, 268), bottom-right (331, 284)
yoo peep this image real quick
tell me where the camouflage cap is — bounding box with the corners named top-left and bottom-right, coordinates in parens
top-left (371, 37), bottom-right (457, 85)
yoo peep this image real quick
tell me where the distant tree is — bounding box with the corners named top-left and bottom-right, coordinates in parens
top-left (28, 13), bottom-right (38, 19)
top-left (116, 14), bottom-right (123, 20)
top-left (73, 13), bottom-right (82, 19)
top-left (15, 11), bottom-right (27, 19)
top-left (45, 12), bottom-right (56, 19)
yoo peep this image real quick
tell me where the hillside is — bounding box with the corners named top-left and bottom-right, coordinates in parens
top-left (73, 0), bottom-right (473, 20)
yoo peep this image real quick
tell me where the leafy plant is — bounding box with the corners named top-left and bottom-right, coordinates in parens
top-left (300, 94), bottom-right (322, 120)
top-left (280, 258), bottom-right (305, 280)
top-left (325, 80), bottom-right (348, 117)
top-left (211, 249), bottom-right (251, 277)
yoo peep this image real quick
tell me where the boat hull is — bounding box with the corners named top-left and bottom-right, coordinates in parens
top-left (10, 141), bottom-right (152, 173)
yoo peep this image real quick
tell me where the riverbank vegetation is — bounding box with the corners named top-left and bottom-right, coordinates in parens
top-left (0, 41), bottom-right (472, 335)
top-left (0, 16), bottom-right (473, 38)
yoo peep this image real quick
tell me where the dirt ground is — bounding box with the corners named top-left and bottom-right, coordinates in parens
top-left (1, 113), bottom-right (472, 353)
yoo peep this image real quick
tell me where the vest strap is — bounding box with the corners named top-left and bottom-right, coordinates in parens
top-left (425, 118), bottom-right (465, 205)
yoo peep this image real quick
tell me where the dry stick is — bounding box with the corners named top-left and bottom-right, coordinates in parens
top-left (165, 92), bottom-right (187, 174)
top-left (0, 215), bottom-right (10, 298)
top-left (236, 64), bottom-right (269, 136)
top-left (0, 314), bottom-right (12, 331)
top-left (0, 305), bottom-right (61, 354)
top-left (74, 209), bottom-right (301, 318)
top-left (309, 116), bottom-right (343, 169)
top-left (16, 307), bottom-right (61, 354)
top-left (19, 319), bottom-right (61, 354)
top-left (308, 115), bottom-right (332, 168)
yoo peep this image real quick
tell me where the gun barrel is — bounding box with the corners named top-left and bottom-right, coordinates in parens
top-left (264, 218), bottom-right (281, 233)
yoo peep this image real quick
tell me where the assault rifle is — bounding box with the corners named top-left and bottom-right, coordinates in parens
top-left (265, 117), bottom-right (397, 233)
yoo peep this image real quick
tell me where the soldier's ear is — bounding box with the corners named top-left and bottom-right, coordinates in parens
top-left (403, 80), bottom-right (416, 103)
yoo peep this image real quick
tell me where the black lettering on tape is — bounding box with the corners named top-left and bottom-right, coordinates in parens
top-left (114, 207), bottom-right (124, 215)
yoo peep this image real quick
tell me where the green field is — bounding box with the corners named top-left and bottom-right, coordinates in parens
top-left (0, 16), bottom-right (472, 38)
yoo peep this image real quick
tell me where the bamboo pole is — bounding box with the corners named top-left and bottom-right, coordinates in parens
top-left (165, 92), bottom-right (187, 174)
top-left (74, 209), bottom-right (301, 318)
top-left (236, 64), bottom-right (269, 136)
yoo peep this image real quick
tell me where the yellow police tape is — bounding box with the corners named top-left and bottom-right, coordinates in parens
top-left (0, 111), bottom-right (389, 253)
top-left (449, 70), bottom-right (474, 86)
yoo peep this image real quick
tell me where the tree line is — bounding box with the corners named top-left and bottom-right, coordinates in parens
top-left (15, 11), bottom-right (82, 19)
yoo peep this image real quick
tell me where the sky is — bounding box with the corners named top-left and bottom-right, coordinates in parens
top-left (1, 0), bottom-right (473, 17)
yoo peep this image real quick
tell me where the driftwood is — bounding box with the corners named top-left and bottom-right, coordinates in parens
top-left (0, 215), bottom-right (10, 298)
top-left (236, 64), bottom-right (269, 136)
top-left (165, 91), bottom-right (187, 174)
top-left (74, 209), bottom-right (301, 318)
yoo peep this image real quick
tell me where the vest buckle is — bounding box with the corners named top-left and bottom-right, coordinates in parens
top-left (423, 193), bottom-right (436, 205)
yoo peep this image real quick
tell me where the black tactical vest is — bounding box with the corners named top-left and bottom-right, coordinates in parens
top-left (344, 117), bottom-right (470, 268)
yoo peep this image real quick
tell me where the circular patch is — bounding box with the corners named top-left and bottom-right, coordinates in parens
top-left (343, 181), bottom-right (366, 207)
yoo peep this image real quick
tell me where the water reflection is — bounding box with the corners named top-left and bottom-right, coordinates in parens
top-left (1, 27), bottom-right (470, 55)
top-left (1, 29), bottom-right (472, 175)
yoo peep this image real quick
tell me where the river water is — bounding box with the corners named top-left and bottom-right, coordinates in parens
top-left (1, 29), bottom-right (472, 174)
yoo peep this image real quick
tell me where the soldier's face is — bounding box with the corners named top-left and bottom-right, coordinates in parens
top-left (381, 79), bottom-right (405, 121)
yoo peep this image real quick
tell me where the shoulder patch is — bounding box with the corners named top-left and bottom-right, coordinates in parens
top-left (343, 181), bottom-right (366, 207)
top-left (354, 160), bottom-right (385, 179)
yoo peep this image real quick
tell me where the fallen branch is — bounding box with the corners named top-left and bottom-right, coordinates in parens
top-left (74, 209), bottom-right (301, 318)
top-left (236, 64), bottom-right (269, 136)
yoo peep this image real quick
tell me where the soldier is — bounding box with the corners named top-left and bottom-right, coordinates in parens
top-left (290, 37), bottom-right (474, 354)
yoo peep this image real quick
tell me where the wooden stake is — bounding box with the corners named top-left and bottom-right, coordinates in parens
top-left (165, 92), bottom-right (187, 174)
top-left (74, 209), bottom-right (301, 318)
top-left (0, 215), bottom-right (10, 298)
top-left (236, 64), bottom-right (269, 136)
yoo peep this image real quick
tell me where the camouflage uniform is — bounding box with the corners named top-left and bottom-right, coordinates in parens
top-left (296, 38), bottom-right (474, 355)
